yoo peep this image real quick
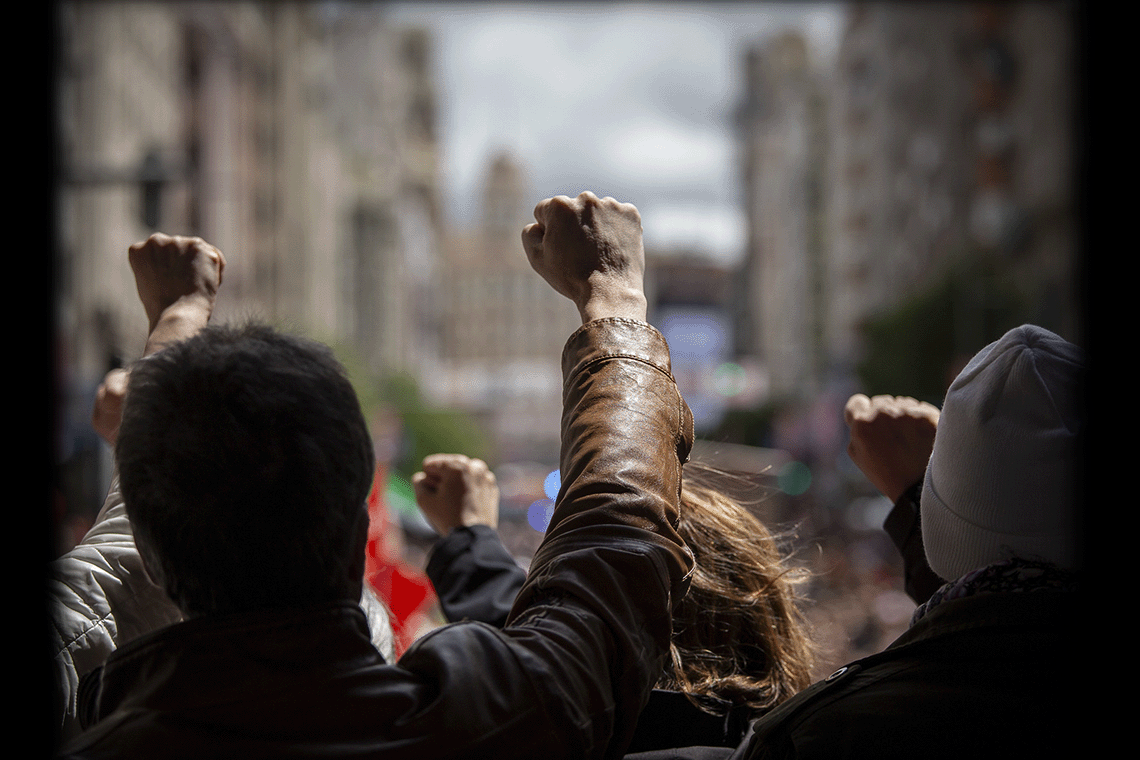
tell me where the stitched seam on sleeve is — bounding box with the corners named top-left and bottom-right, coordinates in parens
top-left (573, 352), bottom-right (675, 382)
top-left (564, 316), bottom-right (656, 344)
top-left (676, 393), bottom-right (687, 465)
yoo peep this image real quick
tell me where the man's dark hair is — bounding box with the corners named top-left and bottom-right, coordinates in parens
top-left (116, 323), bottom-right (375, 618)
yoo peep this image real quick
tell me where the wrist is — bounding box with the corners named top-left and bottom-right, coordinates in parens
top-left (883, 480), bottom-right (922, 536)
top-left (460, 516), bottom-right (498, 531)
top-left (578, 287), bottom-right (647, 324)
top-left (895, 480), bottom-right (923, 509)
top-left (143, 296), bottom-right (214, 356)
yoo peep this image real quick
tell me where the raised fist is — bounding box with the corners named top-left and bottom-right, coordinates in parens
top-left (91, 367), bottom-right (130, 446)
top-left (844, 394), bottom-right (940, 502)
top-left (412, 454), bottom-right (500, 537)
top-left (128, 233), bottom-right (225, 331)
top-left (521, 191), bottom-right (647, 323)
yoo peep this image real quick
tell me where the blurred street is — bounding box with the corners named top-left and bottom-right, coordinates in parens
top-left (52, 1), bottom-right (1082, 678)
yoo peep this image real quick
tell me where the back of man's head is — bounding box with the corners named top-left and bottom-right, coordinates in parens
top-left (921, 324), bottom-right (1084, 581)
top-left (116, 323), bottom-right (375, 619)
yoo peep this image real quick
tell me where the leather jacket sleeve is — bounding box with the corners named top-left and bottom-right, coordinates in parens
top-left (515, 317), bottom-right (695, 754)
top-left (395, 318), bottom-right (694, 759)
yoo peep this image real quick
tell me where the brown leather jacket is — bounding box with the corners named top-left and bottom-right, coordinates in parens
top-left (60, 318), bottom-right (694, 760)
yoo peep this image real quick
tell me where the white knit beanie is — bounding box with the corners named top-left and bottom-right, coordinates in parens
top-left (920, 324), bottom-right (1084, 582)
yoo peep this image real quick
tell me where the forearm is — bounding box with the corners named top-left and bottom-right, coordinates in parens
top-left (517, 318), bottom-right (693, 609)
top-left (506, 317), bottom-right (694, 757)
top-left (142, 297), bottom-right (213, 357)
top-left (883, 481), bottom-right (945, 605)
top-left (426, 525), bottom-right (526, 628)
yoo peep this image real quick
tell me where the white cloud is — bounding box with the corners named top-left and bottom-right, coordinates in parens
top-left (387, 2), bottom-right (846, 228)
top-left (598, 120), bottom-right (733, 187)
top-left (640, 202), bottom-right (746, 264)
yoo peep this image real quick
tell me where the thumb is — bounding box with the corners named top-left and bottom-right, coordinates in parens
top-left (844, 394), bottom-right (871, 426)
top-left (521, 223), bottom-right (544, 264)
top-left (412, 471), bottom-right (433, 504)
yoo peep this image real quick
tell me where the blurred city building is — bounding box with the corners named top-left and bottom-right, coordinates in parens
top-left (823, 2), bottom-right (969, 374)
top-left (429, 151), bottom-right (580, 465)
top-left (733, 31), bottom-right (846, 548)
top-left (729, 1), bottom-right (1080, 677)
top-left (733, 2), bottom-right (1078, 401)
top-left (735, 31), bottom-right (830, 403)
top-left (55, 2), bottom-right (442, 532)
top-left (824, 1), bottom-right (1079, 373)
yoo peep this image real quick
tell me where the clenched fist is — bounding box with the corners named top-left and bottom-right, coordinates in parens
top-left (844, 394), bottom-right (940, 502)
top-left (92, 368), bottom-right (130, 446)
top-left (521, 191), bottom-right (647, 323)
top-left (129, 233), bottom-right (225, 333)
top-left (412, 454), bottom-right (500, 537)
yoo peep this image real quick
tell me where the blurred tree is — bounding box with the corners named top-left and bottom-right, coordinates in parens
top-left (378, 372), bottom-right (494, 477)
top-left (856, 253), bottom-right (1028, 405)
top-left (332, 343), bottom-right (492, 478)
top-left (709, 401), bottom-right (780, 449)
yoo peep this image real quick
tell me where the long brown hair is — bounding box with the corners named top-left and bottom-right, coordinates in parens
top-left (657, 463), bottom-right (816, 719)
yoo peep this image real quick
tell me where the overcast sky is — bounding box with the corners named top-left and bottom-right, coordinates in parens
top-left (385, 2), bottom-right (846, 264)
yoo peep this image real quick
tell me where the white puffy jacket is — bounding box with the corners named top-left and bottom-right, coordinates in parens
top-left (49, 470), bottom-right (396, 742)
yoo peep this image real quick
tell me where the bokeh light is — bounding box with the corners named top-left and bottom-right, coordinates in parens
top-left (543, 469), bottom-right (561, 500)
top-left (778, 461), bottom-right (812, 495)
top-left (527, 498), bottom-right (556, 533)
top-left (712, 362), bottom-right (747, 397)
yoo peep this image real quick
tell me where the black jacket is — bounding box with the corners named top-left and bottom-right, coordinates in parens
top-left (60, 318), bottom-right (695, 760)
top-left (732, 588), bottom-right (1077, 759)
top-left (617, 587), bottom-right (1080, 760)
